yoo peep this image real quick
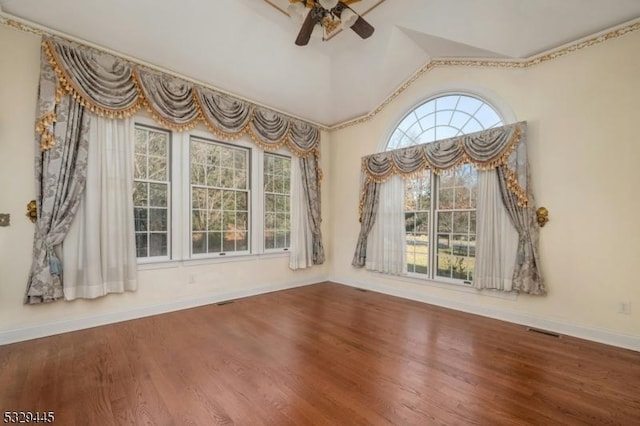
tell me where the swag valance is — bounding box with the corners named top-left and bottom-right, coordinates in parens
top-left (359, 122), bottom-right (528, 215)
top-left (353, 122), bottom-right (545, 295)
top-left (36, 37), bottom-right (320, 157)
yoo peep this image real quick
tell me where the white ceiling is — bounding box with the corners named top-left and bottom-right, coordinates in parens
top-left (2, 0), bottom-right (640, 126)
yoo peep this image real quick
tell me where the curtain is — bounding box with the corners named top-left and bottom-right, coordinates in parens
top-left (353, 122), bottom-right (545, 295)
top-left (37, 35), bottom-right (324, 269)
top-left (474, 170), bottom-right (519, 291)
top-left (497, 165), bottom-right (545, 295)
top-left (62, 115), bottom-right (137, 299)
top-left (289, 157), bottom-right (314, 270)
top-left (26, 50), bottom-right (90, 303)
top-left (365, 176), bottom-right (406, 275)
top-left (299, 153), bottom-right (325, 265)
top-left (42, 37), bottom-right (321, 157)
top-left (352, 180), bottom-right (381, 267)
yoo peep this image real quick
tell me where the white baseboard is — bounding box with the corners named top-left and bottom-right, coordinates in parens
top-left (0, 278), bottom-right (322, 345)
top-left (331, 277), bottom-right (640, 352)
top-left (4, 277), bottom-right (638, 352)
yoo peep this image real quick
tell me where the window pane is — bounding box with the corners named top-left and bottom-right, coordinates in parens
top-left (149, 208), bottom-right (167, 232)
top-left (388, 95), bottom-right (501, 284)
top-left (135, 233), bottom-right (148, 257)
top-left (149, 183), bottom-right (167, 207)
top-left (437, 212), bottom-right (452, 232)
top-left (192, 210), bottom-right (206, 231)
top-left (208, 189), bottom-right (222, 210)
top-left (208, 211), bottom-right (222, 231)
top-left (133, 182), bottom-right (148, 207)
top-left (148, 132), bottom-right (167, 156)
top-left (209, 232), bottom-right (222, 253)
top-left (192, 232), bottom-right (206, 254)
top-left (191, 138), bottom-right (249, 253)
top-left (191, 164), bottom-right (206, 185)
top-left (134, 154), bottom-right (147, 180)
top-left (134, 208), bottom-right (148, 232)
top-left (237, 192), bottom-right (248, 211)
top-left (192, 188), bottom-right (207, 209)
top-left (148, 156), bottom-right (167, 181)
top-left (206, 165), bottom-right (220, 187)
top-left (453, 211), bottom-right (469, 233)
top-left (133, 125), bottom-right (171, 259)
top-left (134, 129), bottom-right (147, 154)
top-left (264, 153), bottom-right (291, 250)
top-left (149, 234), bottom-right (167, 257)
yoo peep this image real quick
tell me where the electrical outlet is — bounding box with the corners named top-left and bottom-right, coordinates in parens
top-left (618, 302), bottom-right (631, 315)
top-left (0, 213), bottom-right (10, 227)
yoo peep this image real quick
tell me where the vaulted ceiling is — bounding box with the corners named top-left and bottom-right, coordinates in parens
top-left (2, 0), bottom-right (639, 126)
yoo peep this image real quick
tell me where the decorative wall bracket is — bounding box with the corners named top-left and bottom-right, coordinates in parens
top-left (536, 206), bottom-right (549, 227)
top-left (26, 200), bottom-right (37, 223)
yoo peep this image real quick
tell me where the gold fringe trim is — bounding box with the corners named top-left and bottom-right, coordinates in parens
top-left (44, 39), bottom-right (143, 121)
top-left (39, 37), bottom-right (322, 159)
top-left (362, 126), bottom-right (522, 182)
top-left (359, 125), bottom-right (528, 215)
top-left (35, 111), bottom-right (57, 151)
top-left (503, 168), bottom-right (528, 208)
top-left (193, 92), bottom-right (247, 141)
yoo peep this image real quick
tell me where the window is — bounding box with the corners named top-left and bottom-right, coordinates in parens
top-left (133, 125), bottom-right (171, 259)
top-left (132, 119), bottom-right (292, 262)
top-left (387, 94), bottom-right (503, 284)
top-left (264, 153), bottom-right (291, 250)
top-left (190, 137), bottom-right (249, 256)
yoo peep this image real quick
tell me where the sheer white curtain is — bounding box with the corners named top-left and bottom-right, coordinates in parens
top-left (474, 170), bottom-right (519, 291)
top-left (289, 156), bottom-right (314, 270)
top-left (366, 175), bottom-right (406, 275)
top-left (62, 115), bottom-right (137, 299)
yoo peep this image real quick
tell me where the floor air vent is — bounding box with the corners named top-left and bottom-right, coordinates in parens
top-left (216, 300), bottom-right (235, 306)
top-left (527, 327), bottom-right (562, 338)
top-left (355, 288), bottom-right (368, 292)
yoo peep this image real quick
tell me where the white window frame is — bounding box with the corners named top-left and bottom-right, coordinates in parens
top-left (263, 152), bottom-right (292, 254)
top-left (133, 114), bottom-right (292, 265)
top-left (386, 92), bottom-right (508, 286)
top-left (133, 122), bottom-right (173, 264)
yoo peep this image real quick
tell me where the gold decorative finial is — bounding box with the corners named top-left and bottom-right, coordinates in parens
top-left (26, 200), bottom-right (37, 223)
top-left (536, 207), bottom-right (549, 227)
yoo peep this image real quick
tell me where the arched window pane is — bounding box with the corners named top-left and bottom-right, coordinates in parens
top-left (387, 94), bottom-right (503, 282)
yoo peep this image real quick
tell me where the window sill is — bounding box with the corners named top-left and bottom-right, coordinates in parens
top-left (371, 271), bottom-right (519, 301)
top-left (137, 251), bottom-right (290, 271)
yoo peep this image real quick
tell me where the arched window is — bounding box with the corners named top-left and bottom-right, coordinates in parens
top-left (387, 94), bottom-right (504, 283)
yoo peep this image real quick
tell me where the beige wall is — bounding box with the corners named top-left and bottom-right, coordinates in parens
top-left (329, 29), bottom-right (640, 342)
top-left (1, 23), bottom-right (639, 347)
top-left (0, 26), bottom-right (332, 342)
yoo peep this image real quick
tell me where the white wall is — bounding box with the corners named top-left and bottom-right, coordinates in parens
top-left (329, 30), bottom-right (640, 348)
top-left (0, 26), bottom-right (332, 344)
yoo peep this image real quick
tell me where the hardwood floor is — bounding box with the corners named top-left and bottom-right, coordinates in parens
top-left (1, 282), bottom-right (639, 425)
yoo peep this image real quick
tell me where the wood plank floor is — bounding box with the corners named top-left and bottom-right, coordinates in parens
top-left (1, 282), bottom-right (639, 425)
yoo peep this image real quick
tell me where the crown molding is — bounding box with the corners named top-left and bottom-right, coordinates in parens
top-left (328, 18), bottom-right (640, 132)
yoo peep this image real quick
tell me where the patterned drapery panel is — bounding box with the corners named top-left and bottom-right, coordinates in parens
top-left (40, 36), bottom-right (320, 158)
top-left (353, 122), bottom-right (544, 295)
top-left (299, 153), bottom-right (325, 264)
top-left (26, 45), bottom-right (90, 303)
top-left (352, 181), bottom-right (381, 267)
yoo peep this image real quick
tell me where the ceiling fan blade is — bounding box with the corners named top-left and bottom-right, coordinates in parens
top-left (295, 8), bottom-right (317, 46)
top-left (350, 15), bottom-right (374, 39)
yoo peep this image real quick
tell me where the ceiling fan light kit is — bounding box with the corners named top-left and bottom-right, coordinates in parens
top-left (290, 0), bottom-right (375, 46)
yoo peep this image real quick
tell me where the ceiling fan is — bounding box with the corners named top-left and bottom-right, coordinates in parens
top-left (287, 0), bottom-right (375, 46)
